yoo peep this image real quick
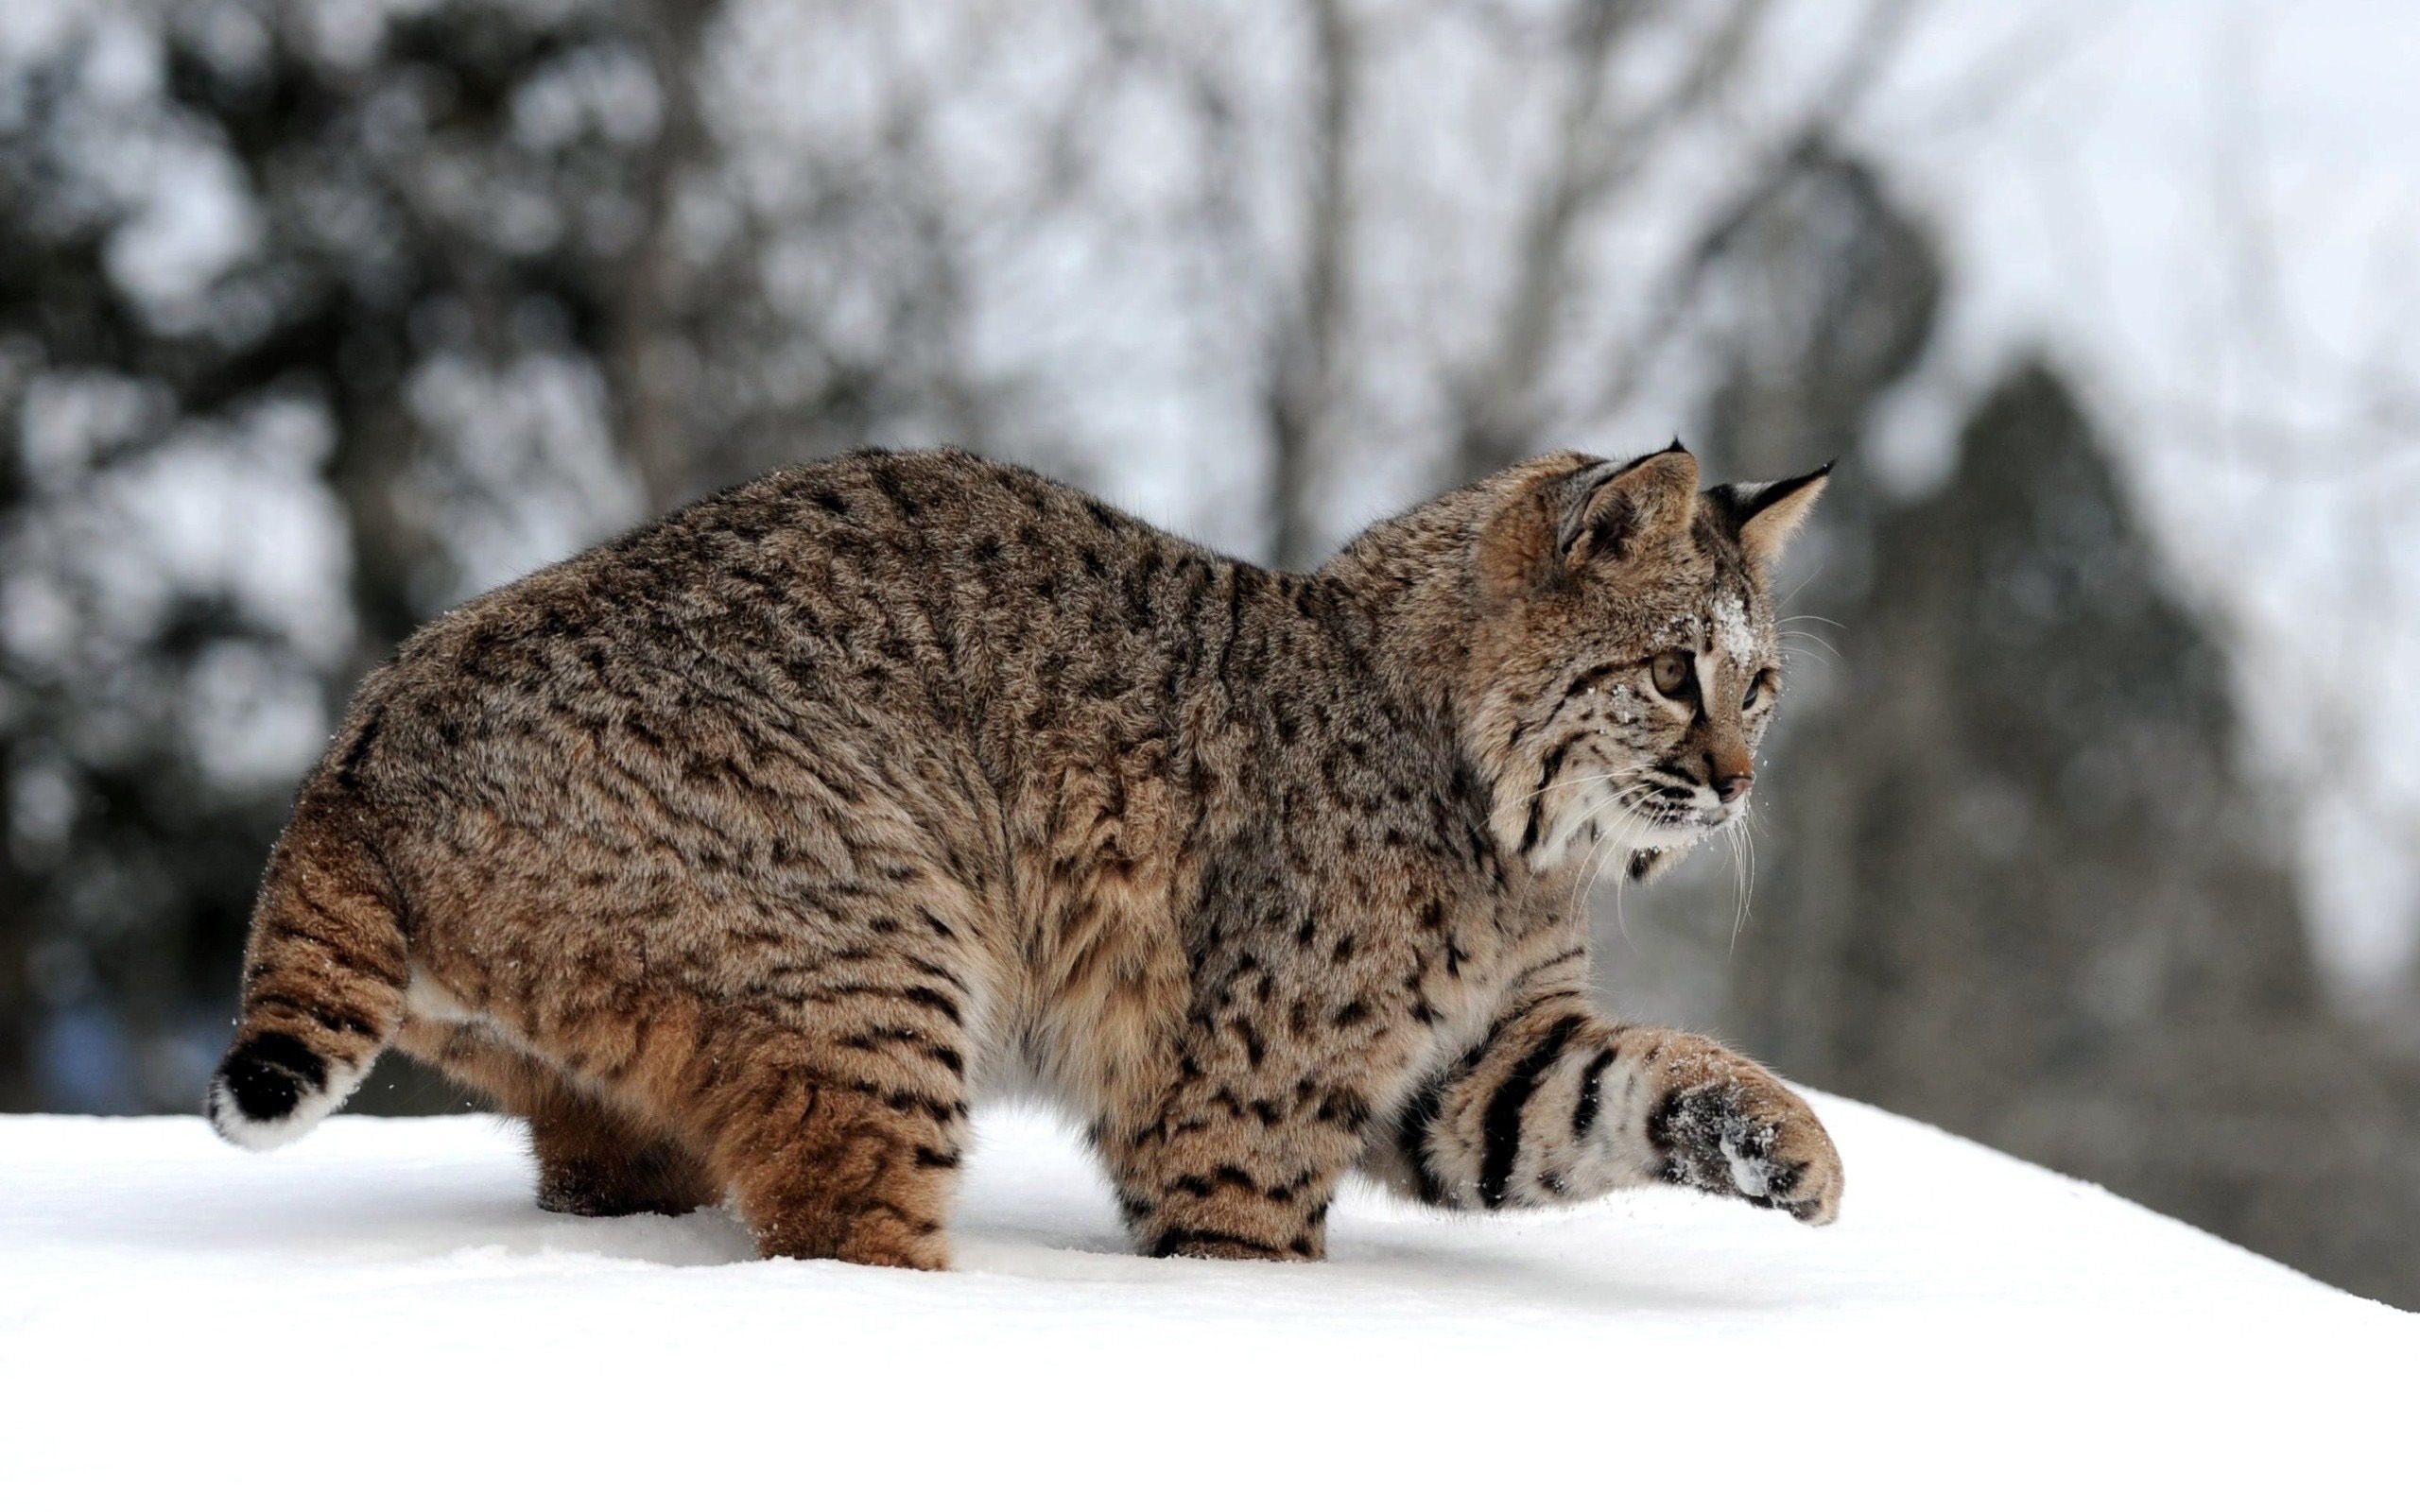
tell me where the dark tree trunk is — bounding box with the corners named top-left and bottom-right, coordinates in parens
top-left (0, 755), bottom-right (34, 1111)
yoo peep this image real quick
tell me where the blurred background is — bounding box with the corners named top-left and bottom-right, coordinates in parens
top-left (4, 0), bottom-right (2415, 1305)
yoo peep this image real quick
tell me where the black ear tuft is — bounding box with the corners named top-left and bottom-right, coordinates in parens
top-left (1715, 463), bottom-right (1831, 567)
top-left (1731, 462), bottom-right (1831, 524)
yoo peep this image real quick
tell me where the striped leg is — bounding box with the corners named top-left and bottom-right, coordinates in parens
top-left (658, 995), bottom-right (970, 1270)
top-left (470, 892), bottom-right (981, 1269)
top-left (1372, 1011), bottom-right (1842, 1224)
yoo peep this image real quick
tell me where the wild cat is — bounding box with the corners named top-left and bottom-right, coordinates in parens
top-left (208, 441), bottom-right (1841, 1268)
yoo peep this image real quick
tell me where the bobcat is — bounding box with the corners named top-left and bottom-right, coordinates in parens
top-left (209, 441), bottom-right (1842, 1268)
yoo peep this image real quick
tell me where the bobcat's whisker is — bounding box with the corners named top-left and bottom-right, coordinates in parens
top-left (1578, 791), bottom-right (1663, 916)
top-left (1492, 767), bottom-right (1644, 819)
top-left (1566, 784), bottom-right (1654, 913)
top-left (1726, 825), bottom-right (1749, 951)
top-left (1778, 629), bottom-right (1841, 664)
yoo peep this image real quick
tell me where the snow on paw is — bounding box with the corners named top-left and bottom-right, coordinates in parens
top-left (1647, 1071), bottom-right (1843, 1226)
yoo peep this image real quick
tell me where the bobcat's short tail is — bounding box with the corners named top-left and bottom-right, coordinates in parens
top-left (208, 783), bottom-right (408, 1150)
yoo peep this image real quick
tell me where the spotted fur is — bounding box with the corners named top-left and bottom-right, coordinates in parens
top-left (209, 442), bottom-right (1840, 1267)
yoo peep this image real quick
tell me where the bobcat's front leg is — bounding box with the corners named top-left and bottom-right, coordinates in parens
top-left (1372, 1010), bottom-right (1843, 1225)
top-left (1096, 1071), bottom-right (1368, 1261)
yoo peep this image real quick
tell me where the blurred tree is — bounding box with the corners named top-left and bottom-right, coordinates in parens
top-left (0, 0), bottom-right (1041, 1108)
top-left (1655, 154), bottom-right (2420, 1307)
top-left (0, 0), bottom-right (729, 1107)
top-left (0, 0), bottom-right (1915, 1104)
top-left (0, 534), bottom-right (26, 1110)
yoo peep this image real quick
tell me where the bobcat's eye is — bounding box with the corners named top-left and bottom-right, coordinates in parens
top-left (1650, 651), bottom-right (1694, 701)
top-left (1743, 669), bottom-right (1777, 711)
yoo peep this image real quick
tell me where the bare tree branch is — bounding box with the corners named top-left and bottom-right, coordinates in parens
top-left (604, 0), bottom-right (714, 509)
top-left (1590, 0), bottom-right (1922, 421)
top-left (1444, 0), bottom-right (1767, 482)
top-left (1265, 0), bottom-right (1361, 569)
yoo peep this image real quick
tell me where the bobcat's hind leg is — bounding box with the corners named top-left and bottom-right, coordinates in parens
top-left (528, 1087), bottom-right (717, 1218)
top-left (657, 1005), bottom-right (970, 1270)
top-left (597, 948), bottom-right (977, 1270)
top-left (396, 1016), bottom-right (717, 1217)
top-left (404, 857), bottom-right (985, 1268)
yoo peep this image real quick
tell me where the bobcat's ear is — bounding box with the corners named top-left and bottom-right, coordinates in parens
top-left (1558, 445), bottom-right (1694, 576)
top-left (1477, 443), bottom-right (1699, 599)
top-left (1716, 464), bottom-right (1830, 570)
top-left (1553, 441), bottom-right (1701, 571)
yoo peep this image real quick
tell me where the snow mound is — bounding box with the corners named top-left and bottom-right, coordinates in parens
top-left (3, 1091), bottom-right (2409, 1504)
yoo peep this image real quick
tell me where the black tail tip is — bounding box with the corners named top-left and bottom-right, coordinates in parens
top-left (213, 1030), bottom-right (326, 1125)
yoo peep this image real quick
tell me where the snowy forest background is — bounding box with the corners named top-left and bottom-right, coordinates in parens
top-left (4, 0), bottom-right (2417, 1307)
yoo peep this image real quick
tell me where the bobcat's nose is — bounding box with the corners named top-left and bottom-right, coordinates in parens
top-left (1713, 771), bottom-right (1754, 805)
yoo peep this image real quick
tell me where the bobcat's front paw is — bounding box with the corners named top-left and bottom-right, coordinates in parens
top-left (1646, 1065), bottom-right (1842, 1226)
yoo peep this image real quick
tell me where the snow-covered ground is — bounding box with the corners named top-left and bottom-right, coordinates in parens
top-left (3, 1092), bottom-right (2409, 1505)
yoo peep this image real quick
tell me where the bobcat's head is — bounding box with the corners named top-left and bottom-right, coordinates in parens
top-left (1461, 442), bottom-right (1827, 883)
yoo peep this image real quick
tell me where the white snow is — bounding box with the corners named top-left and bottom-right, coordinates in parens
top-left (1711, 590), bottom-right (1758, 666)
top-left (1, 1092), bottom-right (2409, 1504)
